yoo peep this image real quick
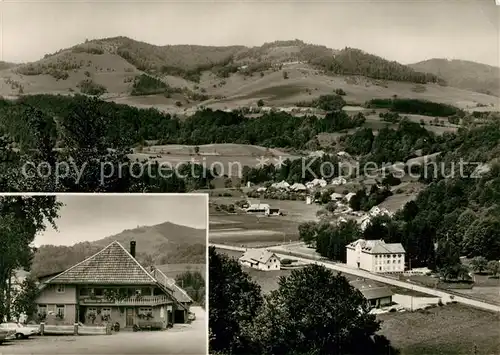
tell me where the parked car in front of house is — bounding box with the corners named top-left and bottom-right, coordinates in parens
top-left (0, 323), bottom-right (38, 339)
top-left (187, 312), bottom-right (196, 321)
top-left (0, 328), bottom-right (16, 344)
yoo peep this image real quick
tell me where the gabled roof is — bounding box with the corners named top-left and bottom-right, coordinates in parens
top-left (350, 279), bottom-right (393, 300)
top-left (239, 249), bottom-right (278, 264)
top-left (44, 241), bottom-right (158, 285)
top-left (347, 239), bottom-right (405, 254)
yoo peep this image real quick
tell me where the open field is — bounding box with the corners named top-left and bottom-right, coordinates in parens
top-left (128, 143), bottom-right (302, 177)
top-left (211, 197), bottom-right (321, 223)
top-left (378, 303), bottom-right (500, 355)
top-left (0, 307), bottom-right (207, 354)
top-left (406, 273), bottom-right (500, 305)
top-left (209, 207), bottom-right (308, 247)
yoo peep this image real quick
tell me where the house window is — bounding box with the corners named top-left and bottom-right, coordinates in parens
top-left (139, 307), bottom-right (152, 315)
top-left (398, 259), bottom-right (401, 263)
top-left (398, 254), bottom-right (402, 257)
top-left (88, 307), bottom-right (97, 313)
top-left (56, 285), bottom-right (65, 293)
top-left (56, 305), bottom-right (65, 318)
top-left (38, 305), bottom-right (47, 315)
top-left (101, 308), bottom-right (111, 316)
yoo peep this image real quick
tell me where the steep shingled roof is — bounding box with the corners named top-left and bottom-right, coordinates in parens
top-left (44, 241), bottom-right (158, 285)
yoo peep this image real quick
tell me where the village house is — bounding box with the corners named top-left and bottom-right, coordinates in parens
top-left (330, 192), bottom-right (344, 201)
top-left (34, 241), bottom-right (192, 330)
top-left (331, 177), bottom-right (347, 186)
top-left (306, 178), bottom-right (327, 189)
top-left (246, 203), bottom-right (271, 214)
top-left (346, 239), bottom-right (406, 273)
top-left (289, 182), bottom-right (307, 192)
top-left (350, 279), bottom-right (393, 308)
top-left (270, 180), bottom-right (290, 190)
top-left (239, 249), bottom-right (281, 271)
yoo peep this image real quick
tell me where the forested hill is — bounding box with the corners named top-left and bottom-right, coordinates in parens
top-left (31, 221), bottom-right (206, 277)
top-left (409, 58), bottom-right (500, 96)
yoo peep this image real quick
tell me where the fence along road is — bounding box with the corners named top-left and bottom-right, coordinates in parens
top-left (210, 243), bottom-right (500, 314)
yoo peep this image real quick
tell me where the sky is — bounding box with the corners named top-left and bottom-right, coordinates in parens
top-left (1, 0), bottom-right (499, 67)
top-left (33, 194), bottom-right (208, 246)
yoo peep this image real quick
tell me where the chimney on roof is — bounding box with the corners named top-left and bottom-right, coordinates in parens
top-left (130, 241), bottom-right (136, 258)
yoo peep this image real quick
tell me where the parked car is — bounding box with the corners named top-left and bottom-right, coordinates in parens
top-left (0, 328), bottom-right (16, 344)
top-left (187, 312), bottom-right (196, 321)
top-left (0, 323), bottom-right (38, 339)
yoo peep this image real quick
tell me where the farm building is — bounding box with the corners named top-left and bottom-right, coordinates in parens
top-left (246, 203), bottom-right (271, 214)
top-left (290, 183), bottom-right (307, 191)
top-left (330, 192), bottom-right (344, 201)
top-left (350, 279), bottom-right (393, 308)
top-left (359, 206), bottom-right (393, 231)
top-left (239, 249), bottom-right (281, 271)
top-left (306, 179), bottom-right (327, 189)
top-left (270, 180), bottom-right (290, 190)
top-left (331, 177), bottom-right (347, 185)
top-left (34, 241), bottom-right (192, 330)
top-left (346, 239), bottom-right (405, 273)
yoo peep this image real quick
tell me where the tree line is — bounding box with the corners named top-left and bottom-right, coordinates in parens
top-left (0, 94), bottom-right (366, 151)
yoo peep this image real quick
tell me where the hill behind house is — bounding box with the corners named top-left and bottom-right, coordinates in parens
top-left (2, 37), bottom-right (498, 112)
top-left (31, 221), bottom-right (206, 277)
top-left (409, 58), bottom-right (500, 97)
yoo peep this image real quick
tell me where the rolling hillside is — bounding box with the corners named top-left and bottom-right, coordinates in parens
top-left (31, 221), bottom-right (206, 277)
top-left (409, 59), bottom-right (500, 97)
top-left (1, 37), bottom-right (498, 112)
top-left (0, 61), bottom-right (17, 70)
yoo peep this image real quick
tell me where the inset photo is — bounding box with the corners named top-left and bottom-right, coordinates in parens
top-left (0, 193), bottom-right (207, 354)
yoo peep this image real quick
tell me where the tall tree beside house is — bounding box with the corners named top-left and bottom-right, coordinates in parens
top-left (249, 265), bottom-right (397, 355)
top-left (209, 247), bottom-right (263, 354)
top-left (11, 276), bottom-right (39, 322)
top-left (175, 271), bottom-right (205, 307)
top-left (315, 220), bottom-right (361, 262)
top-left (0, 196), bottom-right (61, 321)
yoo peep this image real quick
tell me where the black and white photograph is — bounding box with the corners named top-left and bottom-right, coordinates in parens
top-left (0, 0), bottom-right (500, 354)
top-left (0, 194), bottom-right (208, 354)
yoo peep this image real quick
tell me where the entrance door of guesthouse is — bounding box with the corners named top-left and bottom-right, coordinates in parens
top-left (126, 308), bottom-right (134, 327)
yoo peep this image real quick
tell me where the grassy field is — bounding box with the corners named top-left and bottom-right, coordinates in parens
top-left (128, 143), bottom-right (302, 178)
top-left (210, 197), bottom-right (321, 223)
top-left (406, 272), bottom-right (500, 305)
top-left (378, 303), bottom-right (500, 355)
top-left (209, 206), bottom-right (308, 247)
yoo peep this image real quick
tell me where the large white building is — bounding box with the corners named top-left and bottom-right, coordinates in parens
top-left (239, 249), bottom-right (281, 271)
top-left (346, 239), bottom-right (405, 273)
